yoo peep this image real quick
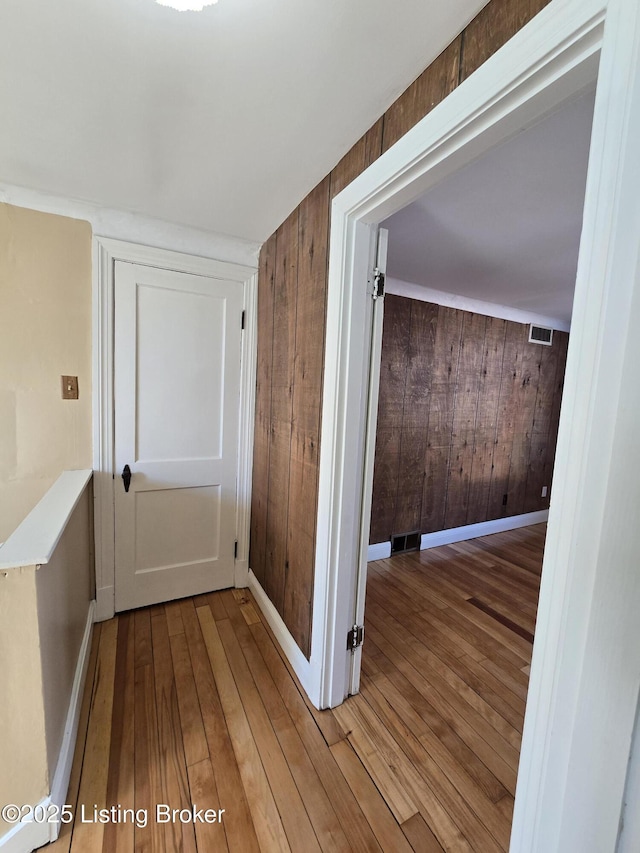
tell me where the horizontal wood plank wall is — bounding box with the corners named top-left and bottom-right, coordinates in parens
top-left (369, 296), bottom-right (569, 544)
top-left (250, 0), bottom-right (554, 658)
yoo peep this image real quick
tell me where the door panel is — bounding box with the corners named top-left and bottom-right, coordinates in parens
top-left (114, 261), bottom-right (243, 611)
top-left (136, 282), bottom-right (225, 460)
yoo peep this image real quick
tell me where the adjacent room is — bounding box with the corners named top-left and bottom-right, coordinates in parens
top-left (346, 87), bottom-right (594, 847)
top-left (369, 89), bottom-right (595, 553)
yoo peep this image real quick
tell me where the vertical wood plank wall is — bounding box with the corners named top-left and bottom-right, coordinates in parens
top-left (369, 296), bottom-right (569, 545)
top-left (250, 0), bottom-right (553, 659)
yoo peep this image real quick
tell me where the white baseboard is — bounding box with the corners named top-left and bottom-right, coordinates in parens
top-left (49, 600), bottom-right (96, 839)
top-left (247, 569), bottom-right (314, 701)
top-left (367, 510), bottom-right (549, 561)
top-left (367, 541), bottom-right (392, 561)
top-left (420, 510), bottom-right (549, 550)
top-left (0, 601), bottom-right (95, 852)
top-left (0, 798), bottom-right (51, 853)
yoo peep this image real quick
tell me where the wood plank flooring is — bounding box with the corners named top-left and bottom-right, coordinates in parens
top-left (47, 525), bottom-right (543, 852)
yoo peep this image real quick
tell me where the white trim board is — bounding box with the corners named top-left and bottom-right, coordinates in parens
top-left (48, 601), bottom-right (95, 840)
top-left (0, 182), bottom-right (260, 269)
top-left (0, 470), bottom-right (92, 570)
top-left (367, 541), bottom-right (392, 561)
top-left (386, 276), bottom-right (571, 332)
top-left (618, 698), bottom-right (640, 853)
top-left (0, 601), bottom-right (95, 852)
top-left (367, 511), bottom-right (549, 561)
top-left (0, 799), bottom-right (51, 853)
top-left (93, 237), bottom-right (258, 621)
top-left (234, 272), bottom-right (259, 589)
top-left (420, 510), bottom-right (549, 549)
top-left (247, 570), bottom-right (318, 702)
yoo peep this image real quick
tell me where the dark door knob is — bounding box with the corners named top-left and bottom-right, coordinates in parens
top-left (122, 464), bottom-right (132, 493)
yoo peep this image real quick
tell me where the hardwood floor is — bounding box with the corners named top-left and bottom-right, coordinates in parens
top-left (47, 525), bottom-right (544, 852)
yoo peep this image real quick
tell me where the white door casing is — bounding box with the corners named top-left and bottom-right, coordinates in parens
top-left (93, 238), bottom-right (258, 621)
top-left (113, 261), bottom-right (243, 611)
top-left (347, 226), bottom-right (388, 697)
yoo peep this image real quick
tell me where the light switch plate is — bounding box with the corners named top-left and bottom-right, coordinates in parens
top-left (61, 375), bottom-right (79, 400)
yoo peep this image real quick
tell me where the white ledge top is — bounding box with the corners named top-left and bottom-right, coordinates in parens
top-left (0, 469), bottom-right (92, 571)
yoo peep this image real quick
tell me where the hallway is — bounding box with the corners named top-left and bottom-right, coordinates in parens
top-left (48, 525), bottom-right (543, 852)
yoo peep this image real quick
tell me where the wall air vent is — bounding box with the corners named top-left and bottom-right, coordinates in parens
top-left (529, 324), bottom-right (553, 346)
top-left (391, 531), bottom-right (420, 555)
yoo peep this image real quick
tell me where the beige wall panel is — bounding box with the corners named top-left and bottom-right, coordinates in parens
top-left (36, 482), bottom-right (94, 778)
top-left (0, 567), bottom-right (48, 835)
top-left (0, 203), bottom-right (92, 541)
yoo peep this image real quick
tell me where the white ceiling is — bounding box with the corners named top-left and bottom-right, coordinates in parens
top-left (0, 0), bottom-right (490, 243)
top-left (383, 89), bottom-right (596, 327)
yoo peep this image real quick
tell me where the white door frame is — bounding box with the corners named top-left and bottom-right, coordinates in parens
top-left (312, 0), bottom-right (640, 849)
top-left (92, 237), bottom-right (258, 621)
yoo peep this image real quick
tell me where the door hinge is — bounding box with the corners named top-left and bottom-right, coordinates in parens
top-left (372, 268), bottom-right (385, 300)
top-left (347, 624), bottom-right (364, 651)
top-left (234, 540), bottom-right (238, 559)
top-left (241, 310), bottom-right (245, 330)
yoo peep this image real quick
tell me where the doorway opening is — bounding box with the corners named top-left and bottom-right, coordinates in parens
top-left (92, 238), bottom-right (257, 622)
top-left (369, 88), bottom-right (594, 559)
top-left (315, 15), bottom-right (603, 712)
top-left (312, 0), bottom-right (640, 847)
top-left (343, 83), bottom-right (595, 850)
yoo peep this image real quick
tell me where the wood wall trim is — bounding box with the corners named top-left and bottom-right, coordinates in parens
top-left (459, 0), bottom-right (553, 82)
top-left (330, 120), bottom-right (384, 199)
top-left (382, 39), bottom-right (461, 153)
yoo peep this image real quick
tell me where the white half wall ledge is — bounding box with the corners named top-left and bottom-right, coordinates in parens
top-left (0, 470), bottom-right (92, 571)
top-left (0, 182), bottom-right (260, 269)
top-left (386, 277), bottom-right (572, 332)
top-left (367, 510), bottom-right (549, 560)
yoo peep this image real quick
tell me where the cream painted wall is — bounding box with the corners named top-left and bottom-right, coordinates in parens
top-left (0, 566), bottom-right (49, 835)
top-left (0, 204), bottom-right (92, 541)
top-left (36, 481), bottom-right (93, 779)
top-left (0, 472), bottom-right (93, 843)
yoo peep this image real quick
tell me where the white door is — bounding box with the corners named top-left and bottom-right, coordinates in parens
top-left (113, 261), bottom-right (243, 612)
